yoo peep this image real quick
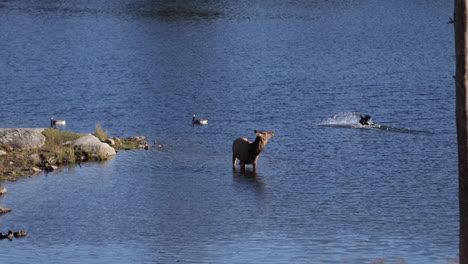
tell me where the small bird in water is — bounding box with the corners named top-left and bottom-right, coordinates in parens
top-left (50, 117), bottom-right (66, 128)
top-left (192, 114), bottom-right (208, 125)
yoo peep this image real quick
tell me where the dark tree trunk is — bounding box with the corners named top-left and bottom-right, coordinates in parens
top-left (455, 1), bottom-right (468, 263)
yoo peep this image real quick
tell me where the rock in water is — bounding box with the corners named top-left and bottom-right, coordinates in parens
top-left (0, 205), bottom-right (12, 215)
top-left (0, 186), bottom-right (6, 195)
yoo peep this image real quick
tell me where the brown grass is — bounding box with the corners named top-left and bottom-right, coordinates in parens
top-left (94, 124), bottom-right (108, 141)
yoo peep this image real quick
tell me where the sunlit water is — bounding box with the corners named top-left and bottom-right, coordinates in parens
top-left (0, 0), bottom-right (457, 263)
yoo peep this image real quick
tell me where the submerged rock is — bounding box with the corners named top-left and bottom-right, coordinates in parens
top-left (0, 205), bottom-right (11, 216)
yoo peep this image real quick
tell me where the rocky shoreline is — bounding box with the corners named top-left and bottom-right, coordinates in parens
top-left (0, 128), bottom-right (148, 217)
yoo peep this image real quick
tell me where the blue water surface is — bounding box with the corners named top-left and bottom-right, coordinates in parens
top-left (0, 0), bottom-right (458, 263)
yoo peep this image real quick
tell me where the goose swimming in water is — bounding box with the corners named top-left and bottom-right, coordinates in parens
top-left (50, 117), bottom-right (66, 127)
top-left (0, 230), bottom-right (27, 239)
top-left (13, 230), bottom-right (28, 238)
top-left (192, 114), bottom-right (208, 125)
top-left (4, 230), bottom-right (13, 240)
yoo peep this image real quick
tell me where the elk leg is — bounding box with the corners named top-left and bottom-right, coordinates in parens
top-left (240, 162), bottom-right (246, 170)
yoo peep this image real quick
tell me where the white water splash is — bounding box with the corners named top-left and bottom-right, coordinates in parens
top-left (319, 112), bottom-right (359, 126)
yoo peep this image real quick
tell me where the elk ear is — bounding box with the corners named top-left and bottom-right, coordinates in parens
top-left (254, 130), bottom-right (258, 134)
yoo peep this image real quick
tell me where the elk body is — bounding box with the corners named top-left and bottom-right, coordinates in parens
top-left (232, 130), bottom-right (274, 170)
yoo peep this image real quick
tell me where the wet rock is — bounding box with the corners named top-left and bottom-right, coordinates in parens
top-left (138, 144), bottom-right (148, 149)
top-left (0, 186), bottom-right (6, 195)
top-left (0, 206), bottom-right (11, 216)
top-left (44, 165), bottom-right (58, 172)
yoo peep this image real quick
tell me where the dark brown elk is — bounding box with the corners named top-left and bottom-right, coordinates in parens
top-left (232, 130), bottom-right (274, 170)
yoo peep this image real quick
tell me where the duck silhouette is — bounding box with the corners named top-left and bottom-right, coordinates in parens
top-left (353, 112), bottom-right (372, 125)
top-left (192, 114), bottom-right (208, 125)
top-left (5, 230), bottom-right (13, 240)
top-left (13, 230), bottom-right (28, 238)
top-left (50, 117), bottom-right (66, 127)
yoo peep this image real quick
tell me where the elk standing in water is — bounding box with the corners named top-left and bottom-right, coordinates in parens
top-left (232, 130), bottom-right (274, 171)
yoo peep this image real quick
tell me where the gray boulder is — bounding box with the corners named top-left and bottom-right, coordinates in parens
top-left (104, 138), bottom-right (115, 146)
top-left (0, 128), bottom-right (45, 150)
top-left (65, 134), bottom-right (116, 157)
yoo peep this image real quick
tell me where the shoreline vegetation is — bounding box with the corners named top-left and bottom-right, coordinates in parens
top-left (0, 125), bottom-right (148, 216)
top-left (0, 126), bottom-right (148, 181)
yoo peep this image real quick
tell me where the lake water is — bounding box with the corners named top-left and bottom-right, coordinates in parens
top-left (0, 0), bottom-right (458, 263)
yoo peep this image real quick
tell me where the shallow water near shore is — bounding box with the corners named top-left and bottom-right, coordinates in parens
top-left (0, 0), bottom-right (458, 263)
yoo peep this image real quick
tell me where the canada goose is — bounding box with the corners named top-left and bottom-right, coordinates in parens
top-left (50, 117), bottom-right (66, 127)
top-left (5, 230), bottom-right (13, 240)
top-left (353, 112), bottom-right (372, 125)
top-left (13, 230), bottom-right (28, 238)
top-left (192, 114), bottom-right (208, 125)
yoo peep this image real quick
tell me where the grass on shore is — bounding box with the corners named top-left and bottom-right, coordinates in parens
top-left (94, 124), bottom-right (108, 141)
top-left (0, 129), bottom-right (83, 181)
top-left (0, 127), bottom-right (145, 182)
